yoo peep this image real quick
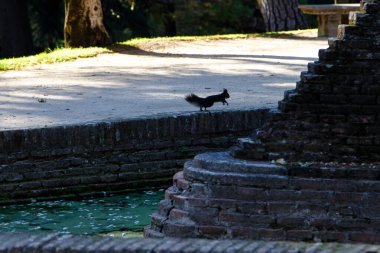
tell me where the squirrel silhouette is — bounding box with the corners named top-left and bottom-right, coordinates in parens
top-left (185, 89), bottom-right (230, 111)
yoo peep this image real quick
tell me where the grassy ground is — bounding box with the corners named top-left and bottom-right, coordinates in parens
top-left (0, 47), bottom-right (110, 71)
top-left (0, 29), bottom-right (317, 71)
top-left (121, 29), bottom-right (317, 47)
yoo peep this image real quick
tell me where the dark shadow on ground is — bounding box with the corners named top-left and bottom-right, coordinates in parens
top-left (109, 44), bottom-right (317, 67)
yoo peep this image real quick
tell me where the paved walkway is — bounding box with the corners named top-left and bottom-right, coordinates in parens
top-left (0, 31), bottom-right (326, 130)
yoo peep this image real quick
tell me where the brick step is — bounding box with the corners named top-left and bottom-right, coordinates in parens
top-left (183, 163), bottom-right (288, 187)
top-left (308, 61), bottom-right (380, 75)
top-left (172, 171), bottom-right (190, 191)
top-left (171, 182), bottom-right (380, 206)
top-left (362, 2), bottom-right (380, 14)
top-left (151, 202), bottom-right (380, 242)
top-left (337, 24), bottom-right (380, 41)
top-left (143, 227), bottom-right (164, 238)
top-left (164, 186), bottom-right (180, 201)
top-left (161, 219), bottom-right (198, 238)
top-left (157, 199), bottom-right (173, 217)
top-left (191, 151), bottom-right (287, 176)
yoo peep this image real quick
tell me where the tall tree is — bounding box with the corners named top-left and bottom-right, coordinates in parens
top-left (0, 0), bottom-right (33, 58)
top-left (256, 0), bottom-right (308, 32)
top-left (29, 0), bottom-right (64, 51)
top-left (64, 0), bottom-right (112, 47)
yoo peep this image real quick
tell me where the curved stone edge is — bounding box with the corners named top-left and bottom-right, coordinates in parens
top-left (192, 151), bottom-right (287, 175)
top-left (187, 152), bottom-right (380, 183)
top-left (184, 162), bottom-right (288, 188)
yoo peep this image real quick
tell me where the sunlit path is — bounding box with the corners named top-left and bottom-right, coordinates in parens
top-left (0, 31), bottom-right (325, 130)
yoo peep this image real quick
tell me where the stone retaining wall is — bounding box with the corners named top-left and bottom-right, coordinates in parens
top-left (0, 109), bottom-right (270, 203)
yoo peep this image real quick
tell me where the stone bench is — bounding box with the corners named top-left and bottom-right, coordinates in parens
top-left (299, 4), bottom-right (360, 37)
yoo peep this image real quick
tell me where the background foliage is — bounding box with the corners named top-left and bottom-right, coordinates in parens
top-left (26, 0), bottom-right (265, 53)
top-left (8, 0), bottom-right (343, 57)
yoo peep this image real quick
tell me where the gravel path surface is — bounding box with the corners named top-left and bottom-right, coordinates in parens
top-left (0, 31), bottom-right (326, 130)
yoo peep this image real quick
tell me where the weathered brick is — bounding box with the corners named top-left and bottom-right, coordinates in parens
top-left (267, 189), bottom-right (299, 201)
top-left (256, 228), bottom-right (285, 240)
top-left (236, 201), bottom-right (267, 215)
top-left (158, 199), bottom-right (173, 216)
top-left (286, 230), bottom-right (314, 241)
top-left (169, 208), bottom-right (190, 220)
top-left (267, 202), bottom-right (296, 215)
top-left (219, 211), bottom-right (274, 227)
top-left (276, 216), bottom-right (308, 230)
top-left (230, 226), bottom-right (258, 239)
top-left (320, 95), bottom-right (348, 104)
top-left (349, 232), bottom-right (380, 243)
top-left (198, 226), bottom-right (227, 237)
top-left (188, 207), bottom-right (219, 226)
top-left (162, 222), bottom-right (196, 238)
top-left (316, 231), bottom-right (346, 242)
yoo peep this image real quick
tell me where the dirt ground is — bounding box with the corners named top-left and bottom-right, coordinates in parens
top-left (0, 30), bottom-right (327, 130)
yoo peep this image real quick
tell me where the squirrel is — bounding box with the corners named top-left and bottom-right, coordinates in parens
top-left (185, 89), bottom-right (230, 111)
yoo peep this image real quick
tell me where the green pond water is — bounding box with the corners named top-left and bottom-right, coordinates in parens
top-left (0, 190), bottom-right (164, 237)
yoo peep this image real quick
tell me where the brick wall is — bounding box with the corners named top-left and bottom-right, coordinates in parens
top-left (0, 109), bottom-right (270, 203)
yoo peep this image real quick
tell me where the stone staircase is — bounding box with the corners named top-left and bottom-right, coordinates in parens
top-left (233, 1), bottom-right (380, 163)
top-left (145, 151), bottom-right (380, 243)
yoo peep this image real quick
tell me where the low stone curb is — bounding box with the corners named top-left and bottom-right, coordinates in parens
top-left (0, 232), bottom-right (379, 253)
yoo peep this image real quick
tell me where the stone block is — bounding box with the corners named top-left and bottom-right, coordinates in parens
top-left (230, 226), bottom-right (258, 240)
top-left (286, 230), bottom-right (314, 241)
top-left (350, 95), bottom-right (377, 105)
top-left (233, 187), bottom-right (268, 201)
top-left (346, 137), bottom-right (373, 145)
top-left (158, 199), bottom-right (173, 216)
top-left (362, 2), bottom-right (380, 15)
top-left (319, 114), bottom-right (346, 124)
top-left (162, 222), bottom-right (197, 238)
top-left (315, 231), bottom-right (346, 242)
top-left (320, 95), bottom-right (348, 104)
top-left (352, 13), bottom-right (380, 27)
top-left (198, 226), bottom-right (227, 238)
top-left (348, 232), bottom-right (380, 243)
top-left (189, 207), bottom-right (219, 225)
top-left (207, 198), bottom-right (236, 209)
top-left (333, 85), bottom-right (360, 95)
top-left (267, 189), bottom-right (299, 202)
top-left (165, 186), bottom-right (180, 200)
top-left (219, 211), bottom-right (274, 227)
top-left (236, 201), bottom-right (267, 215)
top-left (276, 217), bottom-right (307, 230)
top-left (297, 82), bottom-right (332, 94)
top-left (267, 202), bottom-right (296, 215)
top-left (365, 126), bottom-right (380, 134)
top-left (256, 228), bottom-right (286, 240)
top-left (318, 49), bottom-right (338, 61)
top-left (169, 209), bottom-right (195, 225)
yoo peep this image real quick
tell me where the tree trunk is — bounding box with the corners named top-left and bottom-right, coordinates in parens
top-left (256, 0), bottom-right (308, 32)
top-left (0, 0), bottom-right (33, 58)
top-left (64, 0), bottom-right (112, 47)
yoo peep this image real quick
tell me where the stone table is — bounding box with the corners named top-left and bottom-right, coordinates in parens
top-left (299, 4), bottom-right (360, 37)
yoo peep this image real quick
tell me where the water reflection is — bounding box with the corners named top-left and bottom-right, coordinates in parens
top-left (0, 190), bottom-right (164, 235)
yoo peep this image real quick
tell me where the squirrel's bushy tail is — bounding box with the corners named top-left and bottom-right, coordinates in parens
top-left (185, 94), bottom-right (202, 106)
